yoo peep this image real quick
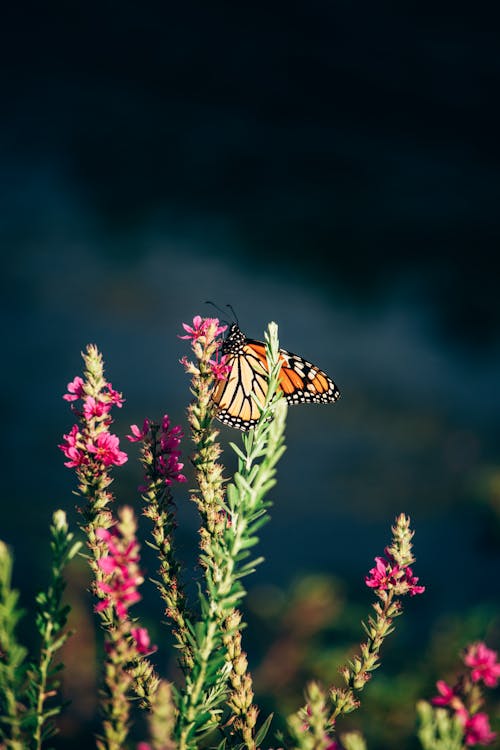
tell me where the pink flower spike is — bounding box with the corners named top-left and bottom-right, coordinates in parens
top-left (126, 420), bottom-right (151, 442)
top-left (464, 712), bottom-right (496, 746)
top-left (63, 376), bottom-right (85, 402)
top-left (464, 642), bottom-right (500, 688)
top-left (86, 431), bottom-right (128, 466)
top-left (95, 509), bottom-right (144, 620)
top-left (137, 744), bottom-right (153, 750)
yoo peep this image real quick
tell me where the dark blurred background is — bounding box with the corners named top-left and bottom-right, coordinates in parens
top-left (1, 2), bottom-right (500, 748)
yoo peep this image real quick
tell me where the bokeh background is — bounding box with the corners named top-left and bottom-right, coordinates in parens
top-left (2, 3), bottom-right (500, 748)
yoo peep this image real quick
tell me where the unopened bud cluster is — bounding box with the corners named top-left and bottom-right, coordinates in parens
top-left (223, 610), bottom-right (259, 747)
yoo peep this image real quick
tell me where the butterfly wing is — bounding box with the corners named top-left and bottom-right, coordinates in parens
top-left (212, 335), bottom-right (340, 431)
top-left (211, 341), bottom-right (270, 430)
top-left (278, 349), bottom-right (341, 405)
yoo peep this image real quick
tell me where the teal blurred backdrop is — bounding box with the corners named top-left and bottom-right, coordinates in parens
top-left (1, 3), bottom-right (499, 747)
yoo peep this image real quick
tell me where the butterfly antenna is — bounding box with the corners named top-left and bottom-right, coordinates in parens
top-left (226, 303), bottom-right (239, 326)
top-left (205, 301), bottom-right (230, 327)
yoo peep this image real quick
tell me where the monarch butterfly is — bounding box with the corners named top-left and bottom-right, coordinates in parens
top-left (212, 323), bottom-right (340, 430)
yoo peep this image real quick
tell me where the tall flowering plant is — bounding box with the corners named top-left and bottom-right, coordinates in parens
top-left (287, 514), bottom-right (426, 749)
top-left (58, 344), bottom-right (159, 750)
top-left (1, 316), bottom-right (494, 750)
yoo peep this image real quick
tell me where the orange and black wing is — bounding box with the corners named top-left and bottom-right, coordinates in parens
top-left (211, 342), bottom-right (270, 430)
top-left (212, 337), bottom-right (340, 431)
top-left (277, 348), bottom-right (340, 405)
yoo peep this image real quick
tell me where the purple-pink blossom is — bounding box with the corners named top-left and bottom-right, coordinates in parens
top-left (63, 376), bottom-right (85, 402)
top-left (365, 554), bottom-right (425, 597)
top-left (105, 383), bottom-right (124, 407)
top-left (179, 315), bottom-right (227, 342)
top-left (431, 680), bottom-right (467, 720)
top-left (58, 425), bottom-right (87, 468)
top-left (131, 627), bottom-right (157, 656)
top-left (96, 577), bottom-right (142, 620)
top-left (86, 431), bottom-right (128, 467)
top-left (463, 712), bottom-right (496, 746)
top-left (464, 643), bottom-right (500, 688)
top-left (430, 642), bottom-right (499, 747)
top-left (97, 527), bottom-right (140, 578)
top-left (178, 314), bottom-right (207, 341)
top-left (404, 566), bottom-right (426, 596)
top-left (157, 418), bottom-right (186, 485)
top-left (83, 396), bottom-right (112, 420)
top-left (209, 353), bottom-right (231, 381)
top-left (431, 680), bottom-right (458, 707)
top-left (365, 556), bottom-right (400, 591)
top-left (126, 420), bottom-right (151, 443)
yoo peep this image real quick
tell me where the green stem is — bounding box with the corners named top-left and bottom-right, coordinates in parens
top-left (33, 621), bottom-right (53, 750)
top-left (98, 625), bottom-right (132, 750)
top-left (178, 619), bottom-right (219, 750)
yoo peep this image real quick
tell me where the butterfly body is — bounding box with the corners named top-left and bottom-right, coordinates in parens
top-left (212, 323), bottom-right (340, 430)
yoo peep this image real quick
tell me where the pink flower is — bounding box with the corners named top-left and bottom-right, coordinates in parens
top-left (431, 680), bottom-right (460, 708)
top-left (58, 425), bottom-right (87, 467)
top-left (463, 712), bottom-right (496, 746)
top-left (63, 376), bottom-right (85, 402)
top-left (106, 383), bottom-right (124, 407)
top-left (160, 421), bottom-right (183, 450)
top-left (180, 355), bottom-right (191, 368)
top-left (96, 577), bottom-right (141, 619)
top-left (405, 566), bottom-right (425, 596)
top-left (131, 627), bottom-right (157, 656)
top-left (209, 353), bottom-right (231, 381)
top-left (365, 556), bottom-right (400, 591)
top-left (97, 528), bottom-right (140, 578)
top-left (126, 419), bottom-right (151, 442)
top-left (137, 744), bottom-right (152, 750)
top-left (464, 643), bottom-right (500, 688)
top-left (204, 317), bottom-right (227, 337)
top-left (86, 431), bottom-right (128, 466)
top-left (83, 396), bottom-right (112, 420)
top-left (178, 315), bottom-right (208, 341)
top-left (156, 454), bottom-right (186, 485)
top-left (179, 315), bottom-right (227, 341)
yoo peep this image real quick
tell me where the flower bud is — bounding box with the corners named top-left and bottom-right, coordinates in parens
top-left (52, 509), bottom-right (68, 533)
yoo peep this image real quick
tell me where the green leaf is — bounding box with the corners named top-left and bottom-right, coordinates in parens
top-left (254, 712), bottom-right (274, 747)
